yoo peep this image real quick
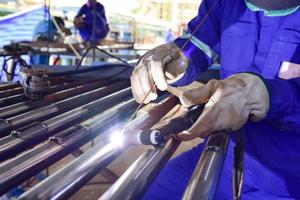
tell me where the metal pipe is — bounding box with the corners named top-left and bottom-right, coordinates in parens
top-left (0, 82), bottom-right (20, 91)
top-left (99, 106), bottom-right (203, 200)
top-left (0, 99), bottom-right (138, 196)
top-left (18, 96), bottom-right (177, 200)
top-left (0, 87), bottom-right (23, 99)
top-left (182, 131), bottom-right (230, 200)
top-left (100, 138), bottom-right (180, 200)
top-left (0, 87), bottom-right (132, 162)
top-left (0, 81), bottom-right (129, 137)
top-left (0, 82), bottom-right (81, 109)
top-left (0, 80), bottom-right (111, 118)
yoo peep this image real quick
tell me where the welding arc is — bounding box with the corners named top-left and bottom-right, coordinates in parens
top-left (17, 96), bottom-right (177, 200)
top-left (0, 87), bottom-right (132, 162)
top-left (0, 99), bottom-right (138, 197)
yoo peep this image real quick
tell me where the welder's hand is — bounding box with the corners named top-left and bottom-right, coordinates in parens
top-left (74, 16), bottom-right (85, 28)
top-left (131, 43), bottom-right (188, 104)
top-left (177, 73), bottom-right (270, 141)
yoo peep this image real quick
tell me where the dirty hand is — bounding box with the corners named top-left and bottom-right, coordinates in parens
top-left (131, 43), bottom-right (188, 104)
top-left (177, 73), bottom-right (270, 141)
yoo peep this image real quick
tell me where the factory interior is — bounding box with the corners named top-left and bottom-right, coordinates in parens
top-left (1, 0), bottom-right (300, 199)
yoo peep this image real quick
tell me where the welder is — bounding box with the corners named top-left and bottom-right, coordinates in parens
top-left (74, 0), bottom-right (109, 46)
top-left (131, 0), bottom-right (300, 199)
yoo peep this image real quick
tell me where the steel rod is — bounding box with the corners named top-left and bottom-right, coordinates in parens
top-left (0, 80), bottom-right (110, 118)
top-left (0, 87), bottom-right (132, 162)
top-left (182, 131), bottom-right (230, 200)
top-left (0, 81), bottom-right (129, 137)
top-left (0, 99), bottom-right (138, 196)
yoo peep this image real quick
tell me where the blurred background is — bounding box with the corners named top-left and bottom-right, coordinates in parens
top-left (0, 0), bottom-right (200, 48)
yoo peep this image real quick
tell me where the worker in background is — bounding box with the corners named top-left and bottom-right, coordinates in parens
top-left (131, 0), bottom-right (300, 199)
top-left (74, 0), bottom-right (109, 46)
top-left (32, 16), bottom-right (71, 64)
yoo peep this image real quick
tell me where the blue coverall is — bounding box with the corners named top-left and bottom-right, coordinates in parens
top-left (76, 2), bottom-right (109, 43)
top-left (143, 0), bottom-right (300, 199)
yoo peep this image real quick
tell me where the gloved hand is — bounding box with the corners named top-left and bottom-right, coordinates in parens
top-left (177, 73), bottom-right (270, 141)
top-left (131, 43), bottom-right (188, 103)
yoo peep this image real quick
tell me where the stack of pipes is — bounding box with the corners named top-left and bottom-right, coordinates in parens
top-left (0, 66), bottom-right (229, 200)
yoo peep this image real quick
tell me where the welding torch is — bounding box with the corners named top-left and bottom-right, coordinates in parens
top-left (128, 104), bottom-right (203, 146)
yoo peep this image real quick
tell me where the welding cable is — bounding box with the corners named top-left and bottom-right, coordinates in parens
top-left (74, 46), bottom-right (131, 71)
top-left (233, 129), bottom-right (245, 200)
top-left (2, 56), bottom-right (31, 77)
top-left (47, 63), bottom-right (132, 78)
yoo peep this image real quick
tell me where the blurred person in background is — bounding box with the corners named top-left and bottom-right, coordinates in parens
top-left (74, 0), bottom-right (109, 46)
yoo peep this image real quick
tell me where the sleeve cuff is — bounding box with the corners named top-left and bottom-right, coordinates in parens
top-left (263, 78), bottom-right (294, 119)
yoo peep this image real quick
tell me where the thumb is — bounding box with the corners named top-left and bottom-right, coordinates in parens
top-left (179, 79), bottom-right (220, 107)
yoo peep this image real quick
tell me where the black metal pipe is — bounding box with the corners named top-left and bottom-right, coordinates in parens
top-left (182, 131), bottom-right (230, 200)
top-left (0, 87), bottom-right (132, 162)
top-left (0, 87), bottom-right (23, 99)
top-left (18, 96), bottom-right (177, 200)
top-left (0, 99), bottom-right (138, 196)
top-left (0, 82), bottom-right (20, 92)
top-left (0, 80), bottom-right (111, 118)
top-left (0, 81), bottom-right (129, 137)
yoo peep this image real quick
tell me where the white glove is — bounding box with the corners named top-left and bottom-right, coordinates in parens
top-left (131, 43), bottom-right (188, 103)
top-left (177, 73), bottom-right (270, 141)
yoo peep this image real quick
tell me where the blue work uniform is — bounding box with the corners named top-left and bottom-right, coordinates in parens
top-left (76, 2), bottom-right (109, 42)
top-left (143, 0), bottom-right (300, 199)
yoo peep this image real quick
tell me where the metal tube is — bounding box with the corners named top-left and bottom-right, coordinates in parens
top-left (0, 99), bottom-right (138, 196)
top-left (0, 82), bottom-right (20, 91)
top-left (0, 81), bottom-right (128, 137)
top-left (0, 80), bottom-right (110, 119)
top-left (0, 87), bottom-right (23, 99)
top-left (100, 138), bottom-right (180, 200)
top-left (18, 96), bottom-right (177, 200)
top-left (0, 87), bottom-right (132, 162)
top-left (182, 132), bottom-right (230, 200)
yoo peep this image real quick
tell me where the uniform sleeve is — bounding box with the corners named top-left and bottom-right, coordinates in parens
top-left (264, 78), bottom-right (300, 131)
top-left (173, 0), bottom-right (222, 86)
top-left (76, 6), bottom-right (85, 18)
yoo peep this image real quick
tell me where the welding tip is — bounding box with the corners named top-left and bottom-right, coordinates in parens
top-left (126, 129), bottom-right (165, 146)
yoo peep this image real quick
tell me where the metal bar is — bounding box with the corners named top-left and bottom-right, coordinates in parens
top-left (0, 99), bottom-right (137, 196)
top-left (0, 81), bottom-right (128, 137)
top-left (100, 138), bottom-right (180, 200)
top-left (18, 96), bottom-right (177, 200)
top-left (0, 82), bottom-right (20, 92)
top-left (0, 80), bottom-right (110, 118)
top-left (0, 87), bottom-right (23, 99)
top-left (0, 82), bottom-right (81, 109)
top-left (70, 149), bottom-right (119, 183)
top-left (0, 87), bottom-right (132, 162)
top-left (182, 131), bottom-right (230, 200)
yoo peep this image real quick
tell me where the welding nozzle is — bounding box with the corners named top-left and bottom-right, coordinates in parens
top-left (127, 129), bottom-right (166, 146)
